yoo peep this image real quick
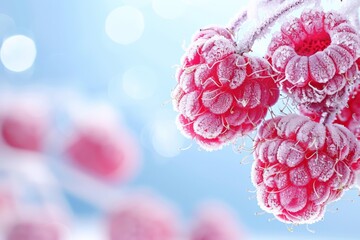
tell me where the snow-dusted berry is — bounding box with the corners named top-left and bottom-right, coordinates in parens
top-left (268, 10), bottom-right (360, 113)
top-left (64, 122), bottom-right (139, 182)
top-left (6, 218), bottom-right (62, 240)
top-left (107, 192), bottom-right (179, 240)
top-left (189, 202), bottom-right (246, 240)
top-left (252, 114), bottom-right (360, 224)
top-left (0, 103), bottom-right (48, 152)
top-left (173, 26), bottom-right (279, 150)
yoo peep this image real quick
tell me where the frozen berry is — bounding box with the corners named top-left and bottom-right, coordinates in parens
top-left (107, 192), bottom-right (179, 240)
top-left (189, 202), bottom-right (246, 240)
top-left (65, 122), bottom-right (139, 182)
top-left (173, 26), bottom-right (279, 150)
top-left (0, 103), bottom-right (48, 152)
top-left (268, 10), bottom-right (360, 113)
top-left (6, 217), bottom-right (62, 240)
top-left (252, 114), bottom-right (360, 224)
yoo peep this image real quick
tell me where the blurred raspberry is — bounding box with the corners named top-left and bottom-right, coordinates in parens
top-left (173, 26), bottom-right (279, 151)
top-left (107, 192), bottom-right (179, 240)
top-left (0, 103), bottom-right (48, 152)
top-left (65, 122), bottom-right (139, 182)
top-left (252, 114), bottom-right (360, 224)
top-left (189, 202), bottom-right (246, 240)
top-left (268, 10), bottom-right (360, 113)
top-left (6, 217), bottom-right (62, 240)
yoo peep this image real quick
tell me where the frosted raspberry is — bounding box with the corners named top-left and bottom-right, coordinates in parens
top-left (333, 78), bottom-right (360, 139)
top-left (189, 202), bottom-right (246, 240)
top-left (173, 26), bottom-right (279, 150)
top-left (0, 104), bottom-right (48, 152)
top-left (64, 122), bottom-right (139, 182)
top-left (268, 10), bottom-right (360, 113)
top-left (107, 192), bottom-right (179, 240)
top-left (252, 114), bottom-right (360, 224)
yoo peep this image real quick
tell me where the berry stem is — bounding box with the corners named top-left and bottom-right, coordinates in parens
top-left (237, 0), bottom-right (313, 54)
top-left (228, 0), bottom-right (285, 35)
top-left (321, 111), bottom-right (336, 125)
top-left (228, 10), bottom-right (247, 34)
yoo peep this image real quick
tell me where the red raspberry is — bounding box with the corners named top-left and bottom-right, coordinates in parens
top-left (189, 202), bottom-right (246, 240)
top-left (252, 114), bottom-right (360, 224)
top-left (333, 81), bottom-right (360, 140)
top-left (0, 104), bottom-right (48, 152)
top-left (268, 10), bottom-right (360, 113)
top-left (64, 122), bottom-right (139, 182)
top-left (107, 192), bottom-right (179, 240)
top-left (173, 26), bottom-right (279, 150)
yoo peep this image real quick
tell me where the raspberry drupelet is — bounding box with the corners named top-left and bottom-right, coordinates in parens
top-left (251, 114), bottom-right (360, 224)
top-left (268, 10), bottom-right (360, 114)
top-left (173, 26), bottom-right (279, 151)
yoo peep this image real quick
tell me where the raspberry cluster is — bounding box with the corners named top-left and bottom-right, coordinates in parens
top-left (173, 0), bottom-right (360, 225)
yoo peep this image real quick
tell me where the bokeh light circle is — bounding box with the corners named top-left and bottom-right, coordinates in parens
top-left (151, 115), bottom-right (185, 158)
top-left (0, 35), bottom-right (37, 72)
top-left (105, 6), bottom-right (144, 45)
top-left (152, 0), bottom-right (186, 19)
top-left (122, 66), bottom-right (158, 100)
top-left (122, 0), bottom-right (151, 7)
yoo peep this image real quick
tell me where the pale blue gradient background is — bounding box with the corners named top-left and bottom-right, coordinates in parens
top-left (0, 0), bottom-right (359, 239)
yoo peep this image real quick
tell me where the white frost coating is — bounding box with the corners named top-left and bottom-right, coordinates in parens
top-left (277, 140), bottom-right (305, 167)
top-left (242, 81), bottom-right (262, 108)
top-left (194, 64), bottom-right (212, 87)
top-left (332, 32), bottom-right (360, 58)
top-left (225, 110), bottom-right (247, 126)
top-left (279, 185), bottom-right (307, 212)
top-left (286, 55), bottom-right (309, 87)
top-left (272, 46), bottom-right (296, 72)
top-left (309, 51), bottom-right (334, 83)
top-left (202, 36), bottom-right (236, 67)
top-left (307, 153), bottom-right (334, 182)
top-left (284, 115), bottom-right (308, 138)
top-left (202, 90), bottom-right (233, 114)
top-left (296, 120), bottom-right (326, 151)
top-left (289, 164), bottom-right (311, 186)
top-left (332, 161), bottom-right (351, 189)
top-left (326, 45), bottom-right (353, 74)
top-left (193, 113), bottom-right (223, 139)
top-left (267, 139), bottom-right (283, 163)
top-left (323, 75), bottom-right (346, 95)
top-left (309, 182), bottom-right (330, 205)
top-left (179, 71), bottom-right (195, 93)
top-left (179, 91), bottom-right (201, 120)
